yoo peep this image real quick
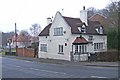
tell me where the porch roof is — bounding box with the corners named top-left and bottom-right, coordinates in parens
top-left (73, 36), bottom-right (88, 45)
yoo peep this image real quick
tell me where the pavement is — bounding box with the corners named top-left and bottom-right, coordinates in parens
top-left (2, 55), bottom-right (119, 67)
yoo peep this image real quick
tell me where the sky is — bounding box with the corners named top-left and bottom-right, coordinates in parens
top-left (0, 0), bottom-right (113, 33)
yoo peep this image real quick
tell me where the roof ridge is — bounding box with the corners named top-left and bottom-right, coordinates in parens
top-left (63, 16), bottom-right (80, 19)
top-left (89, 13), bottom-right (107, 20)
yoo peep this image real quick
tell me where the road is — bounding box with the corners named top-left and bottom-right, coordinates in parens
top-left (2, 57), bottom-right (118, 78)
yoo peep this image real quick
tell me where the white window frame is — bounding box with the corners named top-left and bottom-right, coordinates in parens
top-left (54, 27), bottom-right (63, 36)
top-left (88, 36), bottom-right (93, 42)
top-left (40, 44), bottom-right (47, 52)
top-left (58, 45), bottom-right (64, 54)
top-left (75, 45), bottom-right (78, 53)
top-left (94, 43), bottom-right (104, 51)
top-left (75, 45), bottom-right (87, 54)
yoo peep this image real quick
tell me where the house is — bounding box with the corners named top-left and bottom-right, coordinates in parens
top-left (38, 7), bottom-right (107, 61)
top-left (9, 32), bottom-right (39, 48)
top-left (10, 33), bottom-right (31, 48)
top-left (9, 34), bottom-right (38, 57)
top-left (89, 13), bottom-right (114, 28)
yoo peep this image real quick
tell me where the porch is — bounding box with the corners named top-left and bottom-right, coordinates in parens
top-left (71, 36), bottom-right (90, 62)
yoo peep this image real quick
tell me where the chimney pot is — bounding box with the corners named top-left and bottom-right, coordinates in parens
top-left (83, 6), bottom-right (85, 10)
top-left (47, 17), bottom-right (52, 25)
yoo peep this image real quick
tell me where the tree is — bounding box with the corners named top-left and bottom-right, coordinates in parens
top-left (20, 30), bottom-right (30, 36)
top-left (19, 30), bottom-right (30, 47)
top-left (30, 23), bottom-right (41, 36)
top-left (105, 1), bottom-right (119, 27)
top-left (87, 7), bottom-right (97, 18)
top-left (107, 27), bottom-right (118, 50)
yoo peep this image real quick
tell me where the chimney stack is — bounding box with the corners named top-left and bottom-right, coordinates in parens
top-left (47, 17), bottom-right (52, 25)
top-left (80, 6), bottom-right (88, 26)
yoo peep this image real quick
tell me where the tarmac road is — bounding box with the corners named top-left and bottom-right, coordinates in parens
top-left (2, 57), bottom-right (118, 78)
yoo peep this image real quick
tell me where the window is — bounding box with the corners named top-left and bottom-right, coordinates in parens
top-left (75, 45), bottom-right (87, 54)
top-left (82, 45), bottom-right (84, 53)
top-left (75, 45), bottom-right (78, 53)
top-left (79, 45), bottom-right (82, 53)
top-left (94, 43), bottom-right (104, 50)
top-left (94, 43), bottom-right (96, 50)
top-left (100, 43), bottom-right (103, 49)
top-left (88, 36), bottom-right (93, 42)
top-left (58, 45), bottom-right (64, 54)
top-left (99, 27), bottom-right (103, 34)
top-left (81, 27), bottom-right (86, 33)
top-left (84, 45), bottom-right (87, 53)
top-left (54, 27), bottom-right (63, 36)
top-left (40, 44), bottom-right (47, 52)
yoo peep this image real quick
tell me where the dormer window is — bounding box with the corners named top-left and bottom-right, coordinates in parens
top-left (81, 25), bottom-right (86, 33)
top-left (81, 27), bottom-right (86, 33)
top-left (95, 26), bottom-right (103, 34)
top-left (78, 25), bottom-right (86, 33)
top-left (99, 26), bottom-right (103, 34)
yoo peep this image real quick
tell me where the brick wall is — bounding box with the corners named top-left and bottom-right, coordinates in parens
top-left (17, 48), bottom-right (34, 58)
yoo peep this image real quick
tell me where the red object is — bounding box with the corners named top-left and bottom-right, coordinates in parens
top-left (73, 37), bottom-right (88, 44)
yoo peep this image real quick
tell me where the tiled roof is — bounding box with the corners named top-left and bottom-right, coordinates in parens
top-left (89, 13), bottom-right (112, 28)
top-left (63, 17), bottom-right (83, 34)
top-left (39, 16), bottom-right (107, 36)
top-left (30, 36), bottom-right (39, 42)
top-left (11, 33), bottom-right (31, 42)
top-left (73, 36), bottom-right (88, 44)
top-left (39, 23), bottom-right (52, 36)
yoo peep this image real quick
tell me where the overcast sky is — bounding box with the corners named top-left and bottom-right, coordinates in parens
top-left (0, 0), bottom-right (113, 33)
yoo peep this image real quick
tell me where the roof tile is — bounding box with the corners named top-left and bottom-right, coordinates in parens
top-left (73, 36), bottom-right (88, 44)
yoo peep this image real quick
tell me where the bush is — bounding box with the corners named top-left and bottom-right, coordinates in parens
top-left (96, 50), bottom-right (118, 62)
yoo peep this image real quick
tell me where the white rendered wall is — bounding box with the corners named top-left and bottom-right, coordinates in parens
top-left (39, 12), bottom-right (72, 61)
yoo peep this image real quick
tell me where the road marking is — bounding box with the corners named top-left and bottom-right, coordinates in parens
top-left (41, 69), bottom-right (66, 74)
top-left (91, 76), bottom-right (108, 78)
top-left (30, 68), bottom-right (39, 71)
top-left (25, 61), bottom-right (31, 62)
top-left (29, 67), bottom-right (67, 75)
top-left (15, 65), bottom-right (21, 68)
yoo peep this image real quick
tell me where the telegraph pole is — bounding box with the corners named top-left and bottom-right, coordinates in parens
top-left (15, 23), bottom-right (17, 56)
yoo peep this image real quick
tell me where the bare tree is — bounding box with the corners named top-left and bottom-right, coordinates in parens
top-left (30, 23), bottom-right (41, 36)
top-left (87, 7), bottom-right (97, 18)
top-left (19, 30), bottom-right (30, 47)
top-left (105, 0), bottom-right (119, 27)
top-left (20, 30), bottom-right (30, 36)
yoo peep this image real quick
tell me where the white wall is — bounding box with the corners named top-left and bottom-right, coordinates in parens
top-left (39, 12), bottom-right (72, 61)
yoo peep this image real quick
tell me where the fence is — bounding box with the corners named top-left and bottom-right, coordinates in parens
top-left (17, 48), bottom-right (35, 58)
